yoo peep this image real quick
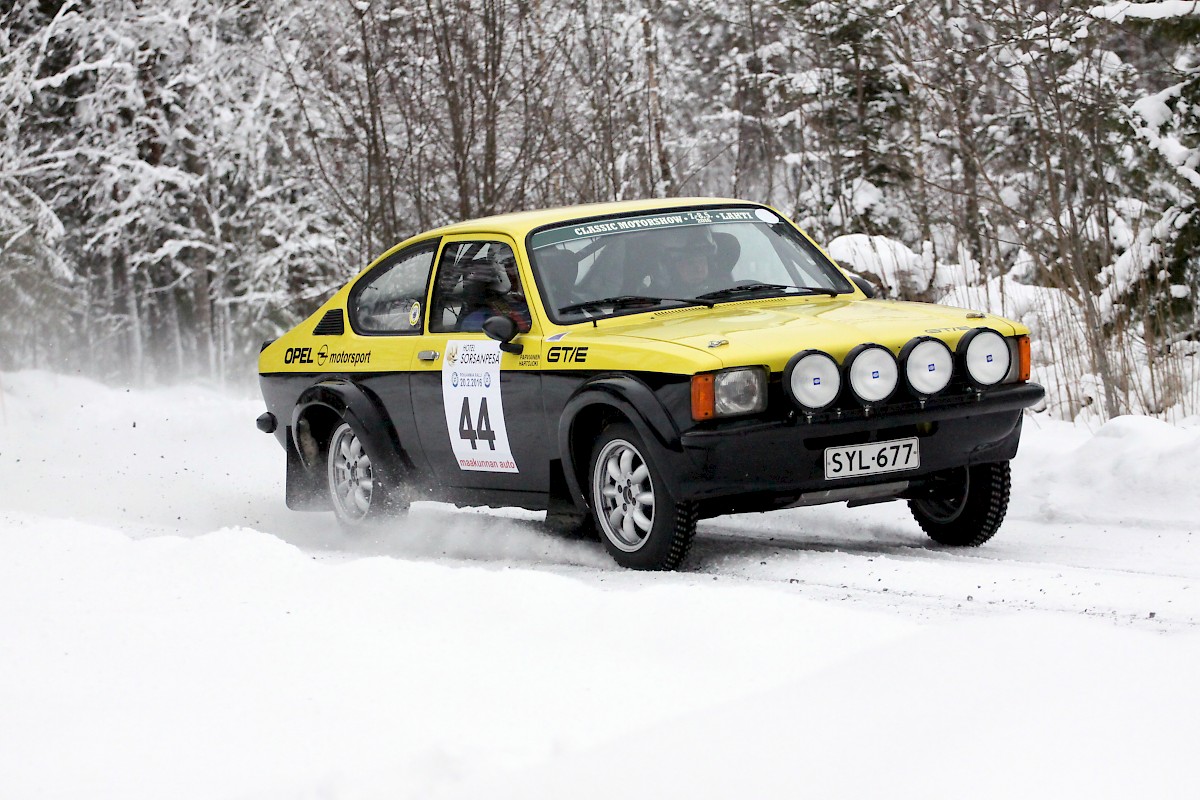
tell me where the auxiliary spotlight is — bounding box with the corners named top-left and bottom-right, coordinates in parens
top-left (845, 344), bottom-right (898, 405)
top-left (785, 350), bottom-right (841, 412)
top-left (900, 337), bottom-right (953, 398)
top-left (958, 328), bottom-right (1011, 388)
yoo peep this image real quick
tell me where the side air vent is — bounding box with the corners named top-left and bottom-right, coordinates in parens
top-left (313, 309), bottom-right (345, 335)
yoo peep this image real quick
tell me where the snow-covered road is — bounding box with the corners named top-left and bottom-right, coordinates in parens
top-left (2, 371), bottom-right (1198, 798)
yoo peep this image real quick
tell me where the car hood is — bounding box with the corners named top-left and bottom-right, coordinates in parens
top-left (591, 297), bottom-right (1023, 370)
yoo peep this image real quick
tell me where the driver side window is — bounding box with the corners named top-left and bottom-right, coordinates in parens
top-left (430, 240), bottom-right (530, 333)
top-left (350, 242), bottom-right (436, 334)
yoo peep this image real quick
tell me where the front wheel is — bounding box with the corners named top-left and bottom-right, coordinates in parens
top-left (588, 423), bottom-right (696, 570)
top-left (908, 461), bottom-right (1011, 546)
top-left (327, 422), bottom-right (398, 528)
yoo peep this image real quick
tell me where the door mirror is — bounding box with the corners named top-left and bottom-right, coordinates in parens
top-left (482, 315), bottom-right (523, 354)
top-left (849, 274), bottom-right (877, 298)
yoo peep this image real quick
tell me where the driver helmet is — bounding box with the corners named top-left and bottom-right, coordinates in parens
top-left (462, 246), bottom-right (513, 294)
top-left (659, 226), bottom-right (718, 264)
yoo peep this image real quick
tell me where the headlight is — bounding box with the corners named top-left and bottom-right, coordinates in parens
top-left (958, 328), bottom-right (1011, 388)
top-left (691, 367), bottom-right (767, 420)
top-left (714, 367), bottom-right (767, 416)
top-left (845, 344), bottom-right (898, 404)
top-left (785, 350), bottom-right (840, 411)
top-left (900, 337), bottom-right (953, 398)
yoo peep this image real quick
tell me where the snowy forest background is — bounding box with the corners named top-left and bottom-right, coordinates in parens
top-left (2, 0), bottom-right (1199, 422)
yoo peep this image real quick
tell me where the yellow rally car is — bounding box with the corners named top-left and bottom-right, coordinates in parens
top-left (257, 198), bottom-right (1044, 570)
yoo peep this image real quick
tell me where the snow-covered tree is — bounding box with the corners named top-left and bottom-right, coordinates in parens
top-left (1, 0), bottom-right (341, 381)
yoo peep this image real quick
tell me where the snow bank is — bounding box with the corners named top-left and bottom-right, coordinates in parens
top-left (1033, 414), bottom-right (1200, 508)
top-left (827, 233), bottom-right (933, 296)
top-left (826, 234), bottom-right (991, 299)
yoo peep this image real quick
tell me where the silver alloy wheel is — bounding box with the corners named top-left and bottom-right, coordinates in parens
top-left (328, 423), bottom-right (374, 521)
top-left (593, 437), bottom-right (655, 552)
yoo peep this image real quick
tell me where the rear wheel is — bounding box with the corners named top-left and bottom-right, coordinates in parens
top-left (327, 422), bottom-right (398, 528)
top-left (589, 423), bottom-right (695, 570)
top-left (908, 461), bottom-right (1010, 546)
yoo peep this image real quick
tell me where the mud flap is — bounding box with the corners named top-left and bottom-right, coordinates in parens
top-left (284, 426), bottom-right (329, 511)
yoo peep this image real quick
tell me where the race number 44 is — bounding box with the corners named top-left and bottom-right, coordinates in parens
top-left (458, 396), bottom-right (496, 450)
top-left (441, 339), bottom-right (519, 472)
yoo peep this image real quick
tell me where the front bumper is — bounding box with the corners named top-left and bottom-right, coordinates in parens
top-left (667, 382), bottom-right (1044, 510)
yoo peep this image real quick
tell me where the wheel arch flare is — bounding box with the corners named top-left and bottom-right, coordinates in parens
top-left (291, 380), bottom-right (410, 486)
top-left (557, 375), bottom-right (684, 511)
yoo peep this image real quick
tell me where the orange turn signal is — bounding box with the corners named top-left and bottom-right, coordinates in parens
top-left (691, 373), bottom-right (715, 420)
top-left (1017, 335), bottom-right (1031, 382)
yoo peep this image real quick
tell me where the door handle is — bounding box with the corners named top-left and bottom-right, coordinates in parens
top-left (418, 350), bottom-right (439, 361)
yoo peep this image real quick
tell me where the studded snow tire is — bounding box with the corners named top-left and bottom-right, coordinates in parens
top-left (588, 422), bottom-right (696, 570)
top-left (908, 460), bottom-right (1010, 547)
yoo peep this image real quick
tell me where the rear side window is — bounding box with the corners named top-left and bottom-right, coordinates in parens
top-left (350, 242), bottom-right (437, 334)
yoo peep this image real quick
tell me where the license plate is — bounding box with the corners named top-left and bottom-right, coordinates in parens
top-left (824, 437), bottom-right (920, 480)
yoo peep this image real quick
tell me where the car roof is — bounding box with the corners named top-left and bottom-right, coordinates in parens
top-left (417, 196), bottom-right (755, 240)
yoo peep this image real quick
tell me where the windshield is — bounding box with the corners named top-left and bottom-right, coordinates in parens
top-left (528, 206), bottom-right (853, 324)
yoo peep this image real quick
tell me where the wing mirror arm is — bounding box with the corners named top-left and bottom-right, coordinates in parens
top-left (482, 315), bottom-right (524, 354)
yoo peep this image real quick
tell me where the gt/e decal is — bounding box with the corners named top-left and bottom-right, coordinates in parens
top-left (547, 346), bottom-right (588, 363)
top-left (283, 346), bottom-right (315, 365)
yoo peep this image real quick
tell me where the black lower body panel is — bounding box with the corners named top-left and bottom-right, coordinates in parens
top-left (670, 383), bottom-right (1041, 517)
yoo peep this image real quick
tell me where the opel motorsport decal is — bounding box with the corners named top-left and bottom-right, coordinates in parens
top-left (529, 208), bottom-right (762, 250)
top-left (280, 345), bottom-right (374, 368)
top-left (441, 340), bottom-right (518, 473)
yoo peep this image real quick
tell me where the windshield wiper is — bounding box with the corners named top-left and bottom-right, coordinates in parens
top-left (696, 284), bottom-right (840, 301)
top-left (557, 294), bottom-right (715, 315)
